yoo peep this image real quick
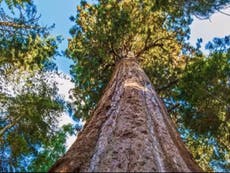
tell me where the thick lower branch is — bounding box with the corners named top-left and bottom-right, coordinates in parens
top-left (0, 115), bottom-right (22, 137)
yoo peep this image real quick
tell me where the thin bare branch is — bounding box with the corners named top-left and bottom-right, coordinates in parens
top-left (156, 78), bottom-right (179, 92)
top-left (0, 115), bottom-right (22, 137)
top-left (136, 36), bottom-right (172, 58)
top-left (168, 103), bottom-right (180, 113)
top-left (0, 21), bottom-right (35, 29)
top-left (217, 9), bottom-right (230, 16)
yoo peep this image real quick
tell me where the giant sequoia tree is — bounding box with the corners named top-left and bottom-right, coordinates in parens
top-left (49, 0), bottom-right (230, 172)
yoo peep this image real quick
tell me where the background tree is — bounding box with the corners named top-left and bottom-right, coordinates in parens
top-left (57, 0), bottom-right (230, 171)
top-left (0, 0), bottom-right (74, 171)
top-left (173, 37), bottom-right (230, 171)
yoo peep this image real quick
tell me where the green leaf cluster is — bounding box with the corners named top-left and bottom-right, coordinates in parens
top-left (0, 0), bottom-right (31, 9)
top-left (172, 46), bottom-right (230, 171)
top-left (176, 51), bottom-right (230, 134)
top-left (27, 124), bottom-right (74, 172)
top-left (0, 35), bottom-right (58, 74)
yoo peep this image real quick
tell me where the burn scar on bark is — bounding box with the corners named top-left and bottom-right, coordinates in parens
top-left (124, 80), bottom-right (146, 91)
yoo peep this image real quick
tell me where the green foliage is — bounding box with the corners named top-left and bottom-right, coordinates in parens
top-left (172, 39), bottom-right (230, 171)
top-left (0, 0), bottom-right (31, 9)
top-left (176, 52), bottom-right (230, 135)
top-left (67, 0), bottom-right (230, 171)
top-left (68, 0), bottom-right (191, 119)
top-left (0, 76), bottom-right (65, 171)
top-left (27, 124), bottom-right (74, 172)
top-left (179, 126), bottom-right (230, 172)
top-left (0, 35), bottom-right (58, 74)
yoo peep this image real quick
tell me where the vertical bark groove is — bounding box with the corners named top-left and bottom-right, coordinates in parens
top-left (49, 58), bottom-right (202, 172)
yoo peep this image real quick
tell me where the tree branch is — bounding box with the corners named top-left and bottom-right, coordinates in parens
top-left (136, 36), bottom-right (173, 58)
top-left (0, 115), bottom-right (22, 137)
top-left (109, 42), bottom-right (121, 61)
top-left (0, 21), bottom-right (36, 29)
top-left (156, 78), bottom-right (179, 92)
top-left (217, 9), bottom-right (230, 16)
top-left (168, 103), bottom-right (180, 113)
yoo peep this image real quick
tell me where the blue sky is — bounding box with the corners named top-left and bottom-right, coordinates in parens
top-left (190, 7), bottom-right (230, 53)
top-left (34, 0), bottom-right (230, 74)
top-left (34, 0), bottom-right (78, 74)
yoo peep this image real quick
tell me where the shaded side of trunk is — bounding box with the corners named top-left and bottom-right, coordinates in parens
top-left (49, 58), bottom-right (202, 172)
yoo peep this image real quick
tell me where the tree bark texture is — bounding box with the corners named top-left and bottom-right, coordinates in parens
top-left (49, 58), bottom-right (202, 172)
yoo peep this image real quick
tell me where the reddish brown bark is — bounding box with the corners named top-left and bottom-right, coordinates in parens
top-left (49, 58), bottom-right (202, 172)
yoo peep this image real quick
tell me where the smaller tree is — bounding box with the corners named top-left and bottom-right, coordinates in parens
top-left (0, 0), bottom-right (74, 171)
top-left (173, 36), bottom-right (230, 171)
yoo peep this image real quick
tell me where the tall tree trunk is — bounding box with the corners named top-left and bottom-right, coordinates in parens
top-left (49, 58), bottom-right (202, 172)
